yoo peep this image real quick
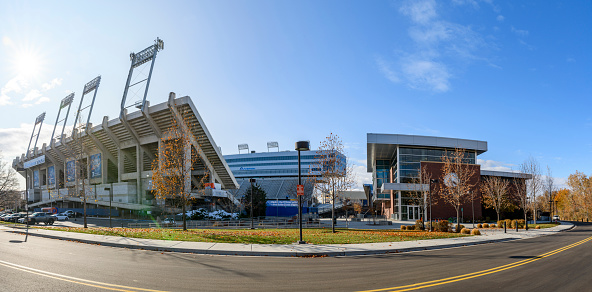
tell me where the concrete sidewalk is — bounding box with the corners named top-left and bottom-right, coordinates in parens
top-left (1, 221), bottom-right (574, 257)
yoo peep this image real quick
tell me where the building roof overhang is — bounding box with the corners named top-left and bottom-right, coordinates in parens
top-left (367, 133), bottom-right (488, 172)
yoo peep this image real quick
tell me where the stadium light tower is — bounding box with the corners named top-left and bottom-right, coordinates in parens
top-left (267, 141), bottom-right (279, 152)
top-left (73, 76), bottom-right (101, 134)
top-left (50, 93), bottom-right (74, 144)
top-left (120, 38), bottom-right (164, 119)
top-left (26, 112), bottom-right (46, 158)
top-left (238, 144), bottom-right (249, 154)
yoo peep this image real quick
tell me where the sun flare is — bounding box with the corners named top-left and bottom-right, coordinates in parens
top-left (13, 50), bottom-right (43, 78)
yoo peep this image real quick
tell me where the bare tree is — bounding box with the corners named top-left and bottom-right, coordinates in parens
top-left (440, 148), bottom-right (478, 231)
top-left (0, 152), bottom-right (20, 209)
top-left (313, 133), bottom-right (356, 233)
top-left (520, 156), bottom-right (542, 225)
top-left (151, 109), bottom-right (208, 231)
top-left (543, 166), bottom-right (556, 218)
top-left (481, 176), bottom-right (512, 222)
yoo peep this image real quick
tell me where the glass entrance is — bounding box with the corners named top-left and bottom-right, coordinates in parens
top-left (407, 206), bottom-right (421, 221)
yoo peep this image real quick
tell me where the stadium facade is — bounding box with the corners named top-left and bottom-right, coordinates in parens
top-left (367, 133), bottom-right (530, 221)
top-left (12, 94), bottom-right (239, 214)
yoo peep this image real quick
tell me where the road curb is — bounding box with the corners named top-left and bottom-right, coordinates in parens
top-left (5, 227), bottom-right (527, 257)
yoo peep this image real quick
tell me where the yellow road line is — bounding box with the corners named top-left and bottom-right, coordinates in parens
top-left (359, 236), bottom-right (592, 292)
top-left (0, 259), bottom-right (169, 292)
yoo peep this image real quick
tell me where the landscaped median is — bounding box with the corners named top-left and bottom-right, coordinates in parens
top-left (38, 227), bottom-right (469, 245)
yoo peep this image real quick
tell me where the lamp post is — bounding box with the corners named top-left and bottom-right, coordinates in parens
top-left (249, 178), bottom-right (256, 229)
top-left (16, 167), bottom-right (29, 241)
top-left (295, 141), bottom-right (310, 244)
top-left (105, 184), bottom-right (113, 228)
top-left (429, 179), bottom-right (439, 232)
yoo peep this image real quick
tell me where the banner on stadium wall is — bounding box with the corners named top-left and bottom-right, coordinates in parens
top-left (90, 153), bottom-right (102, 179)
top-left (66, 160), bottom-right (76, 182)
top-left (48, 166), bottom-right (55, 187)
top-left (33, 170), bottom-right (40, 187)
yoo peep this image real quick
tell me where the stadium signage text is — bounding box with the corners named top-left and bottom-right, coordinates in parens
top-left (24, 155), bottom-right (45, 169)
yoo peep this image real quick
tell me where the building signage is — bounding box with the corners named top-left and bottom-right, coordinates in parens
top-left (239, 167), bottom-right (255, 170)
top-left (90, 153), bottom-right (102, 179)
top-left (66, 160), bottom-right (76, 182)
top-left (24, 155), bottom-right (45, 169)
top-left (48, 166), bottom-right (55, 186)
top-left (33, 170), bottom-right (40, 187)
top-left (267, 200), bottom-right (298, 207)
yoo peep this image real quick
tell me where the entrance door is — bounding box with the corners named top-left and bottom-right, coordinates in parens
top-left (408, 206), bottom-right (421, 221)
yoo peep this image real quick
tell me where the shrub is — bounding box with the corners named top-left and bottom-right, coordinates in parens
top-left (511, 219), bottom-right (519, 229)
top-left (433, 220), bottom-right (451, 232)
top-left (454, 224), bottom-right (465, 233)
top-left (535, 225), bottom-right (540, 229)
top-left (476, 223), bottom-right (483, 228)
top-left (400, 225), bottom-right (407, 231)
top-left (460, 228), bottom-right (470, 234)
top-left (471, 229), bottom-right (481, 235)
top-left (497, 220), bottom-right (505, 228)
top-left (517, 219), bottom-right (526, 228)
top-left (491, 224), bottom-right (496, 228)
top-left (415, 220), bottom-right (425, 230)
top-left (483, 223), bottom-right (489, 228)
top-left (407, 225), bottom-right (416, 231)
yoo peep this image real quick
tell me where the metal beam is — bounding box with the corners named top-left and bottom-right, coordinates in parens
top-left (141, 101), bottom-right (162, 138)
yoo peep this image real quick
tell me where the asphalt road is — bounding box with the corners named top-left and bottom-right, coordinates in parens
top-left (1, 222), bottom-right (591, 292)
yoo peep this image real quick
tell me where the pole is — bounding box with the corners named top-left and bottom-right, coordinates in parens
top-left (298, 149), bottom-right (303, 243)
top-left (109, 184), bottom-right (113, 228)
top-left (25, 169), bottom-right (29, 242)
top-left (250, 179), bottom-right (254, 230)
top-left (471, 191), bottom-right (475, 228)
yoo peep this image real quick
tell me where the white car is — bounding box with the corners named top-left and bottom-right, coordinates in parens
top-left (51, 213), bottom-right (69, 221)
top-left (552, 215), bottom-right (560, 222)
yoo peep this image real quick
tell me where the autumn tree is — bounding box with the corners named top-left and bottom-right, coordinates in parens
top-left (520, 157), bottom-right (543, 225)
top-left (481, 176), bottom-right (513, 222)
top-left (567, 171), bottom-right (592, 221)
top-left (313, 133), bottom-right (356, 233)
top-left (409, 166), bottom-right (432, 228)
top-left (151, 109), bottom-right (209, 231)
top-left (440, 148), bottom-right (477, 231)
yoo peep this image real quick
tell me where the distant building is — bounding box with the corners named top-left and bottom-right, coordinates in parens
top-left (367, 133), bottom-right (530, 221)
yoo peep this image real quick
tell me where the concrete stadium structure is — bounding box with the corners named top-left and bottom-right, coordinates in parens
top-left (12, 94), bottom-right (239, 214)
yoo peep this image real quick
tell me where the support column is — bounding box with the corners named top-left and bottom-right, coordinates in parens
top-left (137, 145), bottom-right (143, 205)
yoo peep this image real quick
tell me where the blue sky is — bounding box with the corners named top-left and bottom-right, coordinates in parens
top-left (1, 0), bottom-right (590, 189)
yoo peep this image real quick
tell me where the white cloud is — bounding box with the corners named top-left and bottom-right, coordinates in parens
top-left (496, 15), bottom-right (504, 22)
top-left (566, 57), bottom-right (575, 63)
top-left (376, 57), bottom-right (400, 83)
top-left (42, 78), bottom-right (63, 91)
top-left (511, 26), bottom-right (529, 37)
top-left (402, 59), bottom-right (450, 92)
top-left (379, 0), bottom-right (491, 93)
top-left (0, 123), bottom-right (53, 163)
top-left (23, 89), bottom-right (42, 101)
top-left (399, 0), bottom-right (437, 25)
top-left (477, 159), bottom-right (516, 172)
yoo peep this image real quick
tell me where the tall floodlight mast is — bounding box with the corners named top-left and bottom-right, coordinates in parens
top-left (120, 38), bottom-right (164, 119)
top-left (26, 112), bottom-right (46, 158)
top-left (50, 93), bottom-right (75, 144)
top-left (73, 76), bottom-right (101, 133)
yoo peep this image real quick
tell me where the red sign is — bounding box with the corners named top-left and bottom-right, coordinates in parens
top-left (297, 184), bottom-right (304, 196)
top-left (205, 183), bottom-right (215, 189)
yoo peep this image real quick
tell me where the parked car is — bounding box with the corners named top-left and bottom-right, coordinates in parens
top-left (26, 212), bottom-right (55, 225)
top-left (552, 215), bottom-right (560, 222)
top-left (51, 213), bottom-right (69, 221)
top-left (63, 210), bottom-right (80, 218)
top-left (10, 213), bottom-right (27, 223)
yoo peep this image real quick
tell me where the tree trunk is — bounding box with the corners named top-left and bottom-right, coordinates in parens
top-left (332, 184), bottom-right (336, 233)
top-left (456, 208), bottom-right (460, 232)
top-left (182, 196), bottom-right (187, 231)
top-left (525, 210), bottom-right (528, 231)
top-left (497, 212), bottom-right (500, 223)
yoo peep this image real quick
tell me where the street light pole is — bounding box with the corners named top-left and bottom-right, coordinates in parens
top-left (17, 167), bottom-right (29, 241)
top-left (249, 178), bottom-right (256, 229)
top-left (295, 141), bottom-right (310, 244)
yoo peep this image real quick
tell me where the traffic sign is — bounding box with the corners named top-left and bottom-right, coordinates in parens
top-left (297, 184), bottom-right (304, 196)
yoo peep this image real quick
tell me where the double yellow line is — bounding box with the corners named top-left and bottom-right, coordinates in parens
top-left (360, 236), bottom-right (592, 292)
top-left (0, 259), bottom-right (168, 292)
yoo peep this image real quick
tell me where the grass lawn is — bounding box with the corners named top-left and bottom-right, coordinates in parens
top-left (40, 227), bottom-right (468, 244)
top-left (527, 223), bottom-right (560, 229)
